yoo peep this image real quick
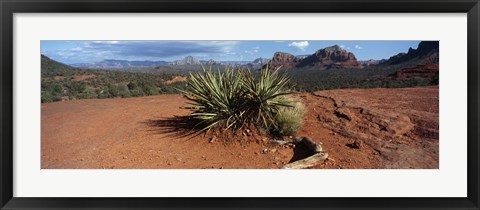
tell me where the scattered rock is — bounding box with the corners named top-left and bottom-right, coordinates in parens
top-left (209, 136), bottom-right (216, 143)
top-left (272, 136), bottom-right (329, 169)
top-left (283, 152), bottom-right (329, 169)
top-left (347, 139), bottom-right (363, 149)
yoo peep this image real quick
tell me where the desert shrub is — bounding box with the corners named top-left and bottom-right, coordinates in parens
top-left (77, 90), bottom-right (98, 99)
top-left (160, 82), bottom-right (185, 94)
top-left (271, 96), bottom-right (305, 136)
top-left (97, 87), bottom-right (112, 99)
top-left (431, 72), bottom-right (439, 85)
top-left (138, 80), bottom-right (158, 96)
top-left (41, 92), bottom-right (52, 103)
top-left (127, 81), bottom-right (138, 90)
top-left (181, 65), bottom-right (293, 133)
top-left (129, 89), bottom-right (144, 97)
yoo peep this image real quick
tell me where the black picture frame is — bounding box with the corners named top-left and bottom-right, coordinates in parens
top-left (1, 0), bottom-right (479, 209)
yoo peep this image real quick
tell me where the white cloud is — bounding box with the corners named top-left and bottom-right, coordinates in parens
top-left (355, 45), bottom-right (364, 50)
top-left (288, 41), bottom-right (309, 51)
top-left (244, 49), bottom-right (259, 55)
top-left (47, 40), bottom-right (243, 63)
top-left (92, 41), bottom-right (120, 44)
top-left (204, 41), bottom-right (239, 54)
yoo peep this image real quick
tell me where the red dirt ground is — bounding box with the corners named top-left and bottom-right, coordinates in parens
top-left (71, 74), bottom-right (97, 81)
top-left (164, 76), bottom-right (187, 84)
top-left (52, 74), bottom-right (97, 81)
top-left (41, 86), bottom-right (439, 169)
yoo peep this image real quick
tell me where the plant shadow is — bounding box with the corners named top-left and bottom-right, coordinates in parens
top-left (288, 143), bottom-right (315, 163)
top-left (143, 115), bottom-right (205, 138)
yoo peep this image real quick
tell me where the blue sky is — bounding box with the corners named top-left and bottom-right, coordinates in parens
top-left (41, 40), bottom-right (421, 64)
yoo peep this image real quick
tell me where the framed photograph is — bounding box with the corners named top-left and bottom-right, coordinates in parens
top-left (1, 0), bottom-right (479, 209)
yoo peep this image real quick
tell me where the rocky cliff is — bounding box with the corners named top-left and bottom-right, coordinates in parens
top-left (171, 56), bottom-right (200, 65)
top-left (383, 41), bottom-right (439, 65)
top-left (392, 63), bottom-right (439, 80)
top-left (266, 52), bottom-right (302, 69)
top-left (296, 45), bottom-right (362, 69)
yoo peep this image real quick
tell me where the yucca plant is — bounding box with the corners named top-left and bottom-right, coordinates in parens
top-left (181, 65), bottom-right (247, 131)
top-left (241, 66), bottom-right (293, 129)
top-left (181, 65), bottom-right (294, 133)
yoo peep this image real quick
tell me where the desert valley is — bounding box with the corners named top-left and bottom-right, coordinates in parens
top-left (41, 41), bottom-right (439, 169)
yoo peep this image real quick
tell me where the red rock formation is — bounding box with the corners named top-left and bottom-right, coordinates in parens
top-left (383, 41), bottom-right (439, 65)
top-left (266, 52), bottom-right (302, 69)
top-left (393, 64), bottom-right (439, 80)
top-left (296, 45), bottom-right (363, 69)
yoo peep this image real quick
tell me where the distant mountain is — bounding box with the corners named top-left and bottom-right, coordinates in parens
top-left (42, 54), bottom-right (80, 76)
top-left (296, 45), bottom-right (362, 69)
top-left (266, 45), bottom-right (362, 70)
top-left (217, 61), bottom-right (250, 66)
top-left (385, 41), bottom-right (440, 82)
top-left (70, 55), bottom-right (271, 70)
top-left (200, 59), bottom-right (218, 66)
top-left (252, 58), bottom-right (271, 65)
top-left (170, 56), bottom-right (200, 65)
top-left (383, 41), bottom-right (439, 65)
top-left (72, 59), bottom-right (168, 69)
top-left (267, 52), bottom-right (303, 69)
top-left (358, 59), bottom-right (386, 67)
top-left (247, 58), bottom-right (271, 69)
top-left (57, 42), bottom-right (437, 72)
